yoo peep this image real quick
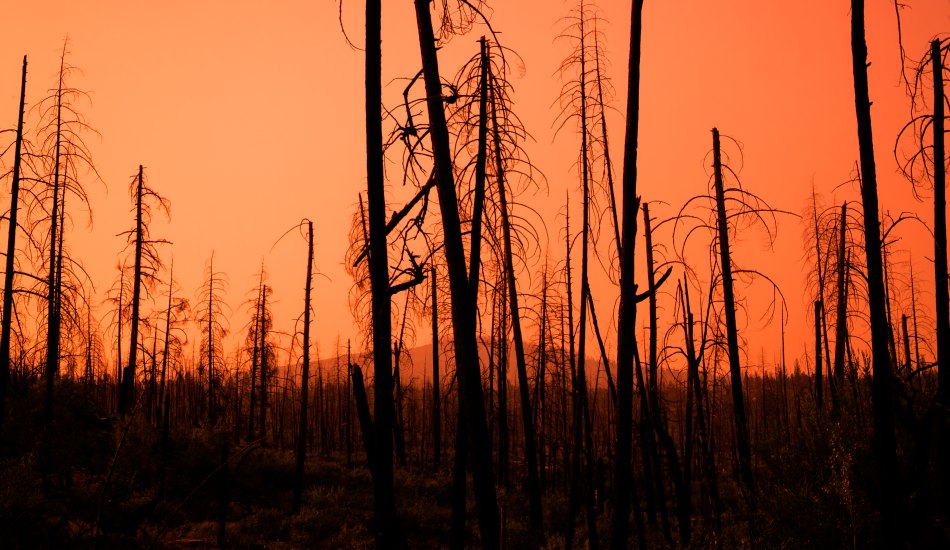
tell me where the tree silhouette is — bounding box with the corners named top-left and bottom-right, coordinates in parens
top-left (118, 165), bottom-right (169, 415)
top-left (196, 254), bottom-right (228, 426)
top-left (0, 56), bottom-right (28, 440)
top-left (850, 1), bottom-right (900, 542)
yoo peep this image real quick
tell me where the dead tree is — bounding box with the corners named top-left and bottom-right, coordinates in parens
top-left (711, 128), bottom-right (756, 513)
top-left (413, 1), bottom-right (500, 544)
top-left (851, 0), bottom-right (900, 542)
top-left (431, 265), bottom-right (441, 470)
top-left (118, 165), bottom-right (170, 414)
top-left (365, 0), bottom-right (402, 544)
top-left (0, 56), bottom-right (28, 439)
top-left (293, 220), bottom-right (314, 513)
top-left (197, 255), bottom-right (228, 426)
top-left (614, 2), bottom-right (646, 548)
top-left (489, 46), bottom-right (543, 538)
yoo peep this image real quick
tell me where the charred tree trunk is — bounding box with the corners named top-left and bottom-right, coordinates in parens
top-left (42, 58), bottom-right (67, 493)
top-left (850, 1), bottom-right (900, 542)
top-left (815, 300), bottom-right (823, 410)
top-left (119, 166), bottom-right (146, 415)
top-left (573, 8), bottom-right (599, 547)
top-left (159, 263), bottom-right (174, 427)
top-left (249, 274), bottom-right (263, 439)
top-left (712, 128), bottom-right (756, 514)
top-left (492, 78), bottom-right (543, 538)
top-left (613, 1), bottom-right (646, 548)
top-left (644, 203), bottom-right (688, 545)
top-left (207, 262), bottom-right (216, 426)
top-left (414, 1), bottom-right (499, 545)
top-left (365, 0), bottom-right (401, 544)
top-left (293, 221), bottom-right (314, 513)
top-left (931, 39), bottom-right (949, 405)
top-left (0, 56), bottom-right (27, 439)
top-left (833, 203), bottom-right (849, 385)
top-left (431, 266), bottom-right (441, 470)
top-left (259, 285), bottom-right (269, 439)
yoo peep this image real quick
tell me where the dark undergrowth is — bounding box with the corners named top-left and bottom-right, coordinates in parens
top-left (2, 379), bottom-right (948, 548)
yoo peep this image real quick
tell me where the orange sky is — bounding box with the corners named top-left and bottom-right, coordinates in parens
top-left (0, 1), bottom-right (947, 371)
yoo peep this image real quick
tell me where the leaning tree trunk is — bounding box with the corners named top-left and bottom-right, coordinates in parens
top-left (850, 1), bottom-right (900, 543)
top-left (0, 56), bottom-right (27, 440)
top-left (931, 39), bottom-right (949, 405)
top-left (365, 0), bottom-right (401, 544)
top-left (613, 1), bottom-right (646, 549)
top-left (413, 1), bottom-right (500, 546)
top-left (293, 221), bottom-right (314, 513)
top-left (711, 128), bottom-right (756, 513)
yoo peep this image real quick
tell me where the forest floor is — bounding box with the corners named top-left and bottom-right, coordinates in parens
top-left (5, 379), bottom-right (944, 548)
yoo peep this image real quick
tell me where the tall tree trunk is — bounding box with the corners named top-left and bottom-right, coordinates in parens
top-left (681, 280), bottom-right (721, 531)
top-left (613, 1), bottom-right (645, 548)
top-left (644, 203), bottom-right (687, 545)
top-left (0, 56), bottom-right (27, 439)
top-left (119, 167), bottom-right (145, 415)
top-left (346, 341), bottom-right (353, 467)
top-left (365, 0), bottom-right (401, 544)
top-left (497, 281), bottom-right (509, 488)
top-left (259, 285), bottom-right (268, 439)
top-left (293, 221), bottom-right (314, 513)
top-left (931, 39), bottom-right (949, 405)
top-left (431, 266), bottom-right (441, 470)
top-left (537, 270), bottom-right (549, 493)
top-left (42, 55), bottom-right (67, 493)
top-left (833, 203), bottom-right (849, 385)
top-left (815, 300), bottom-right (823, 410)
top-left (712, 128), bottom-right (756, 514)
top-left (159, 262), bottom-right (174, 427)
top-left (491, 80), bottom-right (543, 538)
top-left (249, 273), bottom-right (263, 439)
top-left (413, 1), bottom-right (499, 545)
top-left (574, 7), bottom-right (599, 547)
top-left (563, 194), bottom-right (580, 550)
top-left (117, 268), bottom-right (124, 407)
top-left (207, 260), bottom-right (216, 425)
top-left (393, 299), bottom-right (409, 468)
top-left (450, 36), bottom-right (490, 546)
top-left (850, 1), bottom-right (900, 542)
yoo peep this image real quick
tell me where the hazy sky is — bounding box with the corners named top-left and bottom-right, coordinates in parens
top-left (0, 1), bottom-right (946, 368)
